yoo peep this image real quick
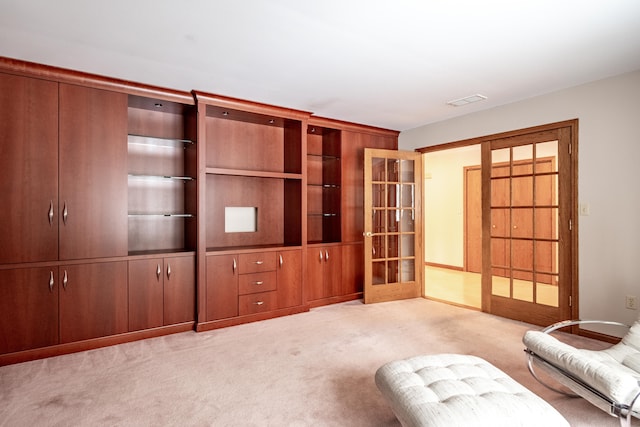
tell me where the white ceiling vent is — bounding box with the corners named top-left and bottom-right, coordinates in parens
top-left (447, 94), bottom-right (487, 107)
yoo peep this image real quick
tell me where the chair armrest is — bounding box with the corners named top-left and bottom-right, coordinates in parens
top-left (541, 319), bottom-right (630, 334)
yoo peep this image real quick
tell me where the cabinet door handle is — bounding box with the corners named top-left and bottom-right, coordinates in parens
top-left (254, 260), bottom-right (264, 265)
top-left (254, 281), bottom-right (264, 285)
top-left (253, 301), bottom-right (264, 306)
top-left (233, 258), bottom-right (237, 273)
top-left (319, 250), bottom-right (323, 261)
top-left (62, 203), bottom-right (68, 225)
top-left (156, 264), bottom-right (162, 280)
top-left (63, 270), bottom-right (68, 290)
top-left (279, 254), bottom-right (283, 268)
top-left (166, 263), bottom-right (171, 279)
top-left (325, 250), bottom-right (329, 262)
top-left (48, 201), bottom-right (54, 226)
top-left (49, 271), bottom-right (54, 292)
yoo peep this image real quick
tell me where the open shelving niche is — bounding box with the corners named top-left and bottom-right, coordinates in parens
top-left (306, 123), bottom-right (341, 245)
top-left (127, 95), bottom-right (197, 255)
top-left (201, 102), bottom-right (305, 253)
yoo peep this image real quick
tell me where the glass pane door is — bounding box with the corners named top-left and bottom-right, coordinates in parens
top-left (364, 149), bottom-right (422, 304)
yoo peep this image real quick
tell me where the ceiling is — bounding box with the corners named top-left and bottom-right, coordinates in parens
top-left (1, 0), bottom-right (640, 131)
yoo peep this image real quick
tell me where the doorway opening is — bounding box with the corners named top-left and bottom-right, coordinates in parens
top-left (419, 120), bottom-right (578, 326)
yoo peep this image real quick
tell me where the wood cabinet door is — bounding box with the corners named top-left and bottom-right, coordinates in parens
top-left (58, 84), bottom-right (128, 260)
top-left (128, 258), bottom-right (164, 331)
top-left (324, 245), bottom-right (342, 297)
top-left (306, 247), bottom-right (326, 301)
top-left (276, 250), bottom-right (302, 308)
top-left (0, 267), bottom-right (59, 354)
top-left (163, 255), bottom-right (195, 325)
top-left (206, 254), bottom-right (238, 321)
top-left (59, 261), bottom-right (128, 343)
top-left (0, 73), bottom-right (59, 264)
top-left (341, 243), bottom-right (364, 295)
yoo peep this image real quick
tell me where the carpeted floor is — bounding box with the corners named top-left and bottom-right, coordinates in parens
top-left (0, 298), bottom-right (628, 426)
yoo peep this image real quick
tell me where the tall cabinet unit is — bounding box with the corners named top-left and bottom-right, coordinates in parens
top-left (305, 119), bottom-right (399, 307)
top-left (126, 94), bottom-right (197, 332)
top-left (194, 93), bottom-right (309, 331)
top-left (0, 59), bottom-right (198, 366)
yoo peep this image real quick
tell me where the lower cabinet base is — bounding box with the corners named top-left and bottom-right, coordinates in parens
top-left (308, 293), bottom-right (363, 309)
top-left (196, 305), bottom-right (309, 332)
top-left (0, 322), bottom-right (194, 367)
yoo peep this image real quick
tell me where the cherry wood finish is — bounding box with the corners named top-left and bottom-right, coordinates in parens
top-left (58, 83), bottom-right (128, 260)
top-left (307, 244), bottom-right (342, 301)
top-left (239, 291), bottom-right (277, 316)
top-left (206, 254), bottom-right (239, 321)
top-left (0, 267), bottom-right (59, 354)
top-left (0, 73), bottom-right (59, 264)
top-left (128, 258), bottom-right (164, 331)
top-left (206, 175), bottom-right (284, 248)
top-left (239, 271), bottom-right (277, 294)
top-left (163, 255), bottom-right (196, 325)
top-left (59, 261), bottom-right (128, 344)
top-left (276, 249), bottom-right (302, 309)
top-left (342, 243), bottom-right (364, 296)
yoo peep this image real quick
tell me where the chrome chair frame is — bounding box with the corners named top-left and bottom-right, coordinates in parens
top-left (524, 319), bottom-right (640, 427)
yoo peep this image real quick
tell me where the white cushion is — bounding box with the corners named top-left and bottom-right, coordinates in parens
top-left (523, 327), bottom-right (640, 408)
top-left (375, 354), bottom-right (568, 427)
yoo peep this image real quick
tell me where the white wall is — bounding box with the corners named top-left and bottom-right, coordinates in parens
top-left (400, 70), bottom-right (640, 330)
top-left (423, 145), bottom-right (480, 267)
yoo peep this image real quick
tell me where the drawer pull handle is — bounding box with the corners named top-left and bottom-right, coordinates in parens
top-left (254, 261), bottom-right (264, 265)
top-left (254, 301), bottom-right (264, 306)
top-left (254, 281), bottom-right (264, 285)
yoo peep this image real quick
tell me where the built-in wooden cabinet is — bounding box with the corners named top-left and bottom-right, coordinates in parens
top-left (0, 267), bottom-right (59, 354)
top-left (128, 254), bottom-right (195, 331)
top-left (0, 73), bottom-right (58, 264)
top-left (304, 121), bottom-right (399, 307)
top-left (0, 57), bottom-right (398, 364)
top-left (58, 84), bottom-right (128, 260)
top-left (194, 92), bottom-right (307, 331)
top-left (204, 249), bottom-right (302, 324)
top-left (307, 245), bottom-right (342, 302)
top-left (59, 262), bottom-right (128, 344)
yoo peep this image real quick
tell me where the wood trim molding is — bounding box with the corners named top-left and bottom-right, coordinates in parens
top-left (0, 56), bottom-right (194, 104)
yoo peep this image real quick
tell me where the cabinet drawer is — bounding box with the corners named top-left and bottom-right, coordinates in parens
top-left (238, 291), bottom-right (277, 316)
top-left (238, 252), bottom-right (276, 274)
top-left (239, 271), bottom-right (277, 295)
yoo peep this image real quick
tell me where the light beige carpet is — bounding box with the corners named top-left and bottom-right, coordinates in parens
top-left (0, 298), bottom-right (627, 426)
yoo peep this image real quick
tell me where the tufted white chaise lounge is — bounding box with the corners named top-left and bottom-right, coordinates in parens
top-left (375, 354), bottom-right (568, 427)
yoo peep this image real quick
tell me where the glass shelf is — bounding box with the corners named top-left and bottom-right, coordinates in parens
top-left (307, 153), bottom-right (340, 160)
top-left (128, 213), bottom-right (194, 218)
top-left (127, 134), bottom-right (194, 147)
top-left (308, 183), bottom-right (340, 188)
top-left (128, 174), bottom-right (194, 181)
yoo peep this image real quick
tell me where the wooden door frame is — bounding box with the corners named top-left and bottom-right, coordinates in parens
top-left (417, 119), bottom-right (579, 325)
